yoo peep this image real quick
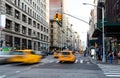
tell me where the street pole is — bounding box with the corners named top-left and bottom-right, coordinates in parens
top-left (102, 7), bottom-right (106, 62)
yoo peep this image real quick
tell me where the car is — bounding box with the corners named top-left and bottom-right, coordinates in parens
top-left (0, 53), bottom-right (11, 64)
top-left (35, 51), bottom-right (48, 58)
top-left (0, 51), bottom-right (13, 64)
top-left (58, 50), bottom-right (76, 63)
top-left (8, 49), bottom-right (42, 64)
top-left (53, 52), bottom-right (59, 58)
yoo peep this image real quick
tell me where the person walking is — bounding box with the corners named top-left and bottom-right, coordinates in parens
top-left (108, 51), bottom-right (114, 64)
top-left (117, 51), bottom-right (120, 64)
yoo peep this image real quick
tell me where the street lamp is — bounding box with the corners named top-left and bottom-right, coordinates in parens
top-left (83, 2), bottom-right (106, 62)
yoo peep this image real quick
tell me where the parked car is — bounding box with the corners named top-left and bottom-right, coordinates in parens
top-left (35, 51), bottom-right (48, 58)
top-left (8, 49), bottom-right (42, 64)
top-left (58, 50), bottom-right (76, 63)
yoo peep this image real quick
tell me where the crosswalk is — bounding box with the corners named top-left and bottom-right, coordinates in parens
top-left (98, 64), bottom-right (120, 78)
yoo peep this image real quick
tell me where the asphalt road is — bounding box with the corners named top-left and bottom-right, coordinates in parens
top-left (0, 54), bottom-right (107, 78)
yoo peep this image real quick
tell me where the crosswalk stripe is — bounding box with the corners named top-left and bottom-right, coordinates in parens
top-left (104, 73), bottom-right (120, 74)
top-left (98, 64), bottom-right (120, 77)
top-left (106, 75), bottom-right (120, 77)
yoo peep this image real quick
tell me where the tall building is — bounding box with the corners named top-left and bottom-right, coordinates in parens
top-left (49, 0), bottom-right (62, 51)
top-left (0, 0), bottom-right (49, 51)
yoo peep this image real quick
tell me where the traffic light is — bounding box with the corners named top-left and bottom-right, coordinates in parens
top-left (54, 13), bottom-right (62, 21)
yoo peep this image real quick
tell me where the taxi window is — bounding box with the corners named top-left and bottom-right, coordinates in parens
top-left (10, 51), bottom-right (24, 55)
top-left (62, 52), bottom-right (70, 55)
top-left (31, 51), bottom-right (35, 54)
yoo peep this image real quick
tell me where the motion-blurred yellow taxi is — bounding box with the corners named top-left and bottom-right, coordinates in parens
top-left (53, 52), bottom-right (59, 58)
top-left (8, 49), bottom-right (42, 64)
top-left (58, 50), bottom-right (76, 63)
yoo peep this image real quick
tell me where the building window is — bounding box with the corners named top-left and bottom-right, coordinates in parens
top-left (5, 19), bottom-right (12, 29)
top-left (28, 18), bottom-right (32, 25)
top-left (44, 27), bottom-right (46, 32)
top-left (33, 21), bottom-right (36, 27)
top-left (18, 0), bottom-right (20, 7)
top-left (28, 28), bottom-right (32, 36)
top-left (22, 26), bottom-right (26, 34)
top-left (25, 5), bottom-right (26, 12)
top-left (51, 25), bottom-right (53, 28)
top-left (22, 14), bottom-right (27, 22)
top-left (6, 4), bottom-right (12, 16)
top-left (15, 9), bottom-right (20, 19)
top-left (37, 32), bottom-right (40, 38)
top-left (41, 34), bottom-right (43, 40)
top-left (14, 23), bottom-right (20, 33)
top-left (22, 3), bottom-right (24, 10)
top-left (37, 23), bottom-right (40, 29)
top-left (14, 0), bottom-right (17, 5)
top-left (46, 29), bottom-right (48, 33)
top-left (41, 25), bottom-right (43, 31)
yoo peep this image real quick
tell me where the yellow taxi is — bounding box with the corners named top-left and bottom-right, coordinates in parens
top-left (8, 49), bottom-right (42, 64)
top-left (58, 50), bottom-right (76, 63)
top-left (53, 51), bottom-right (59, 58)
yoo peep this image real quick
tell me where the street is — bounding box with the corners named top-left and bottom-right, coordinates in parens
top-left (0, 54), bottom-right (119, 78)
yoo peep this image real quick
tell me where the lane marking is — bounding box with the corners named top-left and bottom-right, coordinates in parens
top-left (0, 75), bottom-right (6, 78)
top-left (16, 71), bottom-right (20, 73)
top-left (106, 74), bottom-right (120, 77)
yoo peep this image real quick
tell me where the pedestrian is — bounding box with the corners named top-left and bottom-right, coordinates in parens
top-left (117, 51), bottom-right (120, 64)
top-left (83, 49), bottom-right (87, 57)
top-left (107, 51), bottom-right (114, 64)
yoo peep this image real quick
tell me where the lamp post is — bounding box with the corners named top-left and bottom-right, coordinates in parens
top-left (83, 3), bottom-right (106, 62)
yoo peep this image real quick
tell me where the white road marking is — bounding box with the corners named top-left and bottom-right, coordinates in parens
top-left (74, 60), bottom-right (78, 63)
top-left (0, 75), bottom-right (6, 78)
top-left (98, 64), bottom-right (120, 77)
top-left (16, 71), bottom-right (20, 73)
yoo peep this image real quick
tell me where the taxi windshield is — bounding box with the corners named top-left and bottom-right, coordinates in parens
top-left (61, 52), bottom-right (70, 55)
top-left (10, 51), bottom-right (24, 55)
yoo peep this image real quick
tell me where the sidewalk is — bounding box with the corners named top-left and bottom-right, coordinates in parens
top-left (96, 59), bottom-right (120, 65)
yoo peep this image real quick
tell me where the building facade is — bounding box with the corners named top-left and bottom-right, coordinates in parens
top-left (0, 0), bottom-right (49, 51)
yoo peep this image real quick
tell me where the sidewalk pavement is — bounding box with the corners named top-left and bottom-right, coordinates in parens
top-left (96, 59), bottom-right (119, 65)
top-left (85, 54), bottom-right (120, 65)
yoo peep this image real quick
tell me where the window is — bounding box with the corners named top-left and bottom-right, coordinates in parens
top-left (37, 32), bottom-right (40, 38)
top-left (6, 4), bottom-right (12, 15)
top-left (18, 0), bottom-right (20, 7)
top-left (44, 27), bottom-right (46, 32)
top-left (28, 18), bottom-right (32, 25)
top-left (22, 14), bottom-right (27, 22)
top-left (37, 23), bottom-right (40, 29)
top-left (5, 19), bottom-right (12, 29)
top-left (14, 0), bottom-right (17, 5)
top-left (28, 28), bottom-right (32, 35)
top-left (25, 5), bottom-right (26, 11)
top-left (22, 26), bottom-right (26, 34)
top-left (41, 25), bottom-right (43, 31)
top-left (33, 21), bottom-right (36, 27)
top-left (41, 34), bottom-right (43, 40)
top-left (15, 23), bottom-right (20, 33)
top-left (15, 9), bottom-right (20, 19)
top-left (22, 3), bottom-right (24, 10)
top-left (46, 29), bottom-right (48, 33)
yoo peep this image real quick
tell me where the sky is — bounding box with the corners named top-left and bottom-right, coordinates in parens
top-left (66, 0), bottom-right (94, 47)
